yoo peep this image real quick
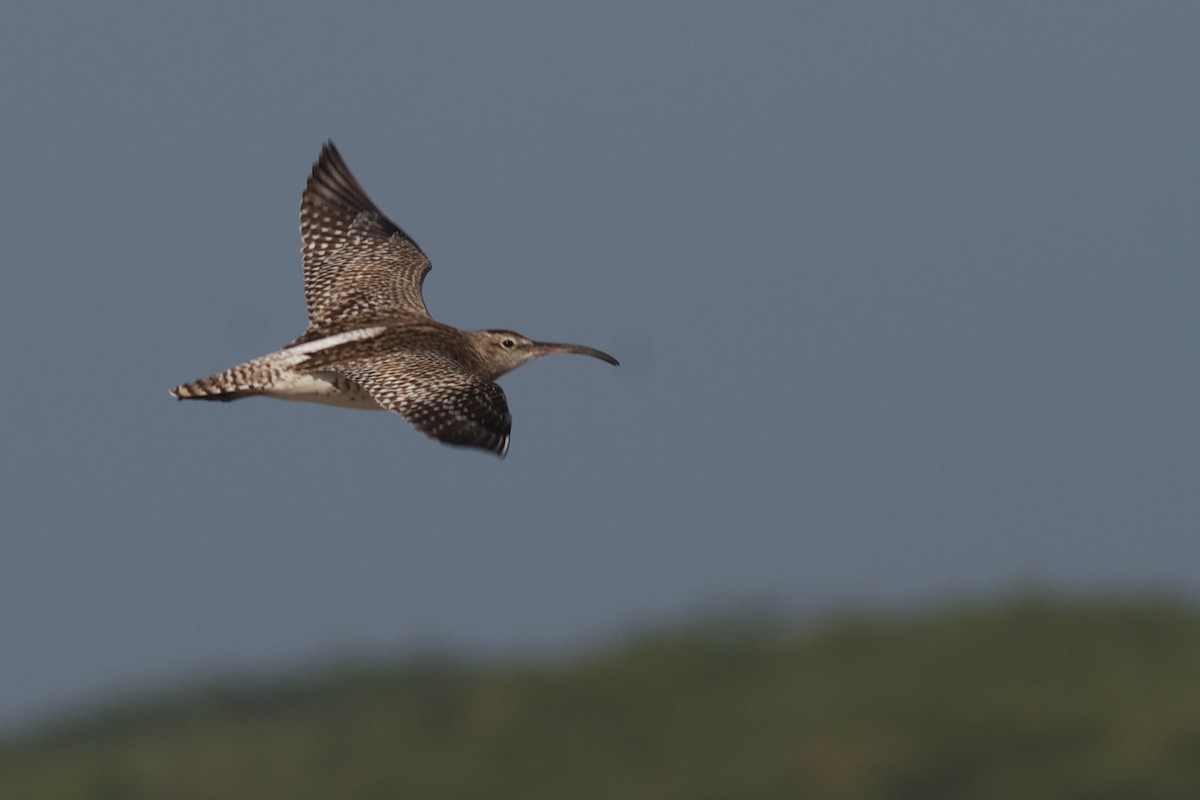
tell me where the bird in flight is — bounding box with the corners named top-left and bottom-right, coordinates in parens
top-left (171, 142), bottom-right (617, 457)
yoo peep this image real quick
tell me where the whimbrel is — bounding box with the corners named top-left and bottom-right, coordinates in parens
top-left (170, 142), bottom-right (617, 457)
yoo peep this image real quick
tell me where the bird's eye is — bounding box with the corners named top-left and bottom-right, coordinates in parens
top-left (501, 338), bottom-right (516, 349)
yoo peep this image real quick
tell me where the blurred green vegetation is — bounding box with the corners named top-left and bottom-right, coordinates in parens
top-left (4, 596), bottom-right (1200, 799)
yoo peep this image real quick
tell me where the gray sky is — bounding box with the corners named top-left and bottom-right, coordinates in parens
top-left (3, 3), bottom-right (1198, 731)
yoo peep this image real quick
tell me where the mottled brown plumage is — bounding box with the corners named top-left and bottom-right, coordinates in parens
top-left (171, 142), bottom-right (617, 457)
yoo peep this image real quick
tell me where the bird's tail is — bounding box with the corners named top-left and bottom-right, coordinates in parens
top-left (170, 357), bottom-right (279, 402)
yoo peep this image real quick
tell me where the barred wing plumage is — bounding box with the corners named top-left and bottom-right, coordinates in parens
top-left (298, 142), bottom-right (432, 335)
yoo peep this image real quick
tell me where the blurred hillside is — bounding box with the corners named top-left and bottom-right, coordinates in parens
top-left (3, 596), bottom-right (1200, 799)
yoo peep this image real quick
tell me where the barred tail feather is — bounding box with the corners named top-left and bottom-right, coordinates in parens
top-left (170, 359), bottom-right (276, 402)
top-left (170, 381), bottom-right (256, 401)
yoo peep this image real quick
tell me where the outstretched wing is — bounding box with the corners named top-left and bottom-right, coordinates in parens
top-left (333, 351), bottom-right (512, 457)
top-left (299, 141), bottom-right (433, 333)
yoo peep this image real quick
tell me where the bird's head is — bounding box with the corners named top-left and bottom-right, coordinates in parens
top-left (468, 329), bottom-right (619, 380)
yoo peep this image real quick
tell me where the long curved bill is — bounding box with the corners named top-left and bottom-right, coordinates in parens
top-left (532, 341), bottom-right (619, 366)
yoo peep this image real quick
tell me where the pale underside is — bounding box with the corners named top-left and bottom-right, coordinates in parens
top-left (261, 371), bottom-right (383, 410)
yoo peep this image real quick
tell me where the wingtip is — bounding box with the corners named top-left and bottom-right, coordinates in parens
top-left (313, 140), bottom-right (344, 174)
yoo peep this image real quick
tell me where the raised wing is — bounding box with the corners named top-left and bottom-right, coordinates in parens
top-left (333, 351), bottom-right (512, 457)
top-left (299, 141), bottom-right (433, 333)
